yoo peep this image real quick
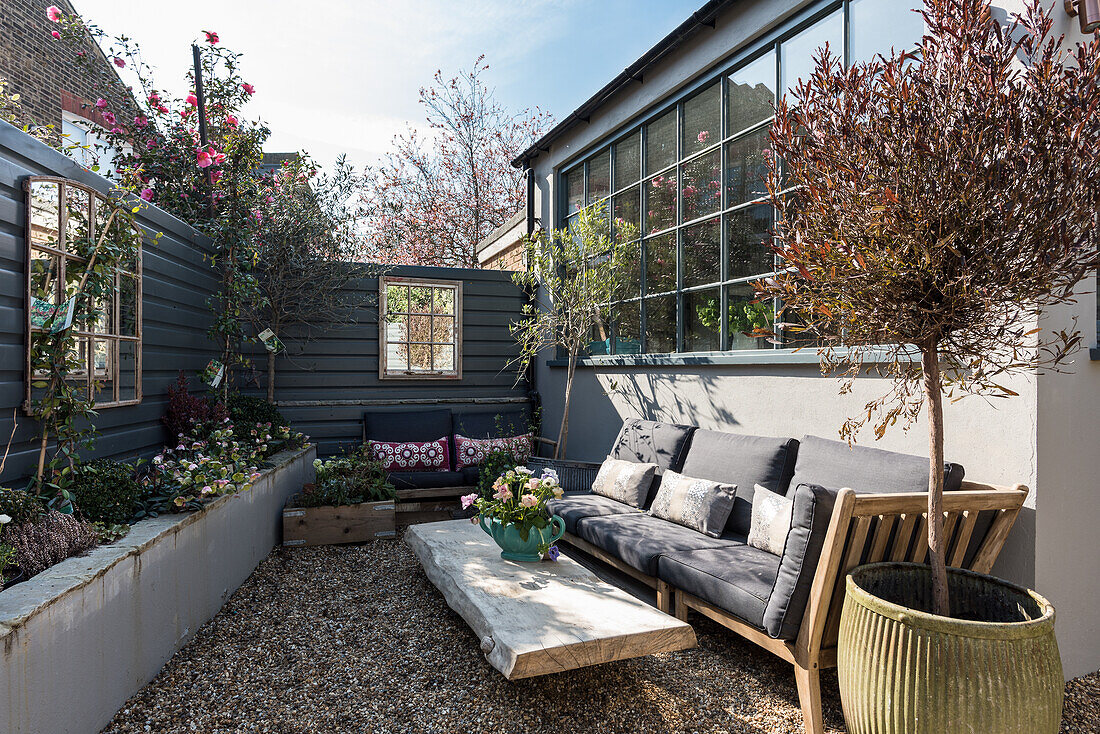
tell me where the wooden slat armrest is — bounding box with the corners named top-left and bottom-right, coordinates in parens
top-left (851, 486), bottom-right (1027, 517)
top-left (532, 436), bottom-right (558, 447)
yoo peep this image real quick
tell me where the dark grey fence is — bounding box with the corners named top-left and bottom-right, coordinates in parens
top-left (0, 120), bottom-right (529, 483)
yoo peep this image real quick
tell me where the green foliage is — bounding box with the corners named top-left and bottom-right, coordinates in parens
top-left (302, 449), bottom-right (395, 508)
top-left (477, 450), bottom-right (521, 499)
top-left (227, 393), bottom-right (286, 429)
top-left (0, 544), bottom-right (15, 582)
top-left (0, 488), bottom-right (46, 526)
top-left (69, 459), bottom-right (143, 526)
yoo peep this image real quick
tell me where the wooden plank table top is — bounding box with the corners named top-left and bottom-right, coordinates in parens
top-left (405, 519), bottom-right (697, 680)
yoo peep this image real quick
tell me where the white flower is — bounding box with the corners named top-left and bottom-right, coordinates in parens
top-left (0, 514), bottom-right (11, 525)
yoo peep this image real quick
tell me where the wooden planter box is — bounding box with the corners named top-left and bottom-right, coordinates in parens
top-left (282, 488), bottom-right (396, 547)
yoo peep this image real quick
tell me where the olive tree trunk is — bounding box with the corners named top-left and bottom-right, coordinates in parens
top-left (555, 352), bottom-right (578, 459)
top-left (266, 348), bottom-right (276, 402)
top-left (921, 342), bottom-right (950, 617)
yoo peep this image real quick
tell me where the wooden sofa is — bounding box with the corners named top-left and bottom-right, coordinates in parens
top-left (551, 420), bottom-right (1027, 734)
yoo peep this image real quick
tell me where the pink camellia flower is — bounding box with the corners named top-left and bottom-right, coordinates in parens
top-left (110, 127), bottom-right (123, 134)
top-left (94, 98), bottom-right (107, 109)
top-left (148, 91), bottom-right (160, 103)
top-left (157, 104), bottom-right (169, 115)
top-left (46, 5), bottom-right (61, 22)
top-left (196, 148), bottom-right (213, 168)
top-left (520, 494), bottom-right (538, 508)
top-left (51, 30), bottom-right (60, 39)
top-left (205, 30), bottom-right (219, 44)
top-left (113, 56), bottom-right (125, 68)
top-left (224, 114), bottom-right (238, 128)
top-left (139, 188), bottom-right (153, 201)
top-left (460, 493), bottom-right (478, 509)
top-left (212, 151), bottom-right (226, 164)
top-left (134, 115), bottom-right (148, 127)
top-left (697, 130), bottom-right (711, 144)
top-left (211, 169), bottom-right (223, 183)
top-left (242, 83), bottom-right (255, 95)
top-left (102, 111), bottom-right (116, 125)
top-left (186, 92), bottom-right (198, 107)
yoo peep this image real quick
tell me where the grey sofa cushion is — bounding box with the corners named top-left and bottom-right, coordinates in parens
top-left (762, 483), bottom-right (838, 640)
top-left (363, 409), bottom-right (453, 445)
top-left (610, 419), bottom-right (696, 472)
top-left (789, 435), bottom-right (964, 496)
top-left (386, 470), bottom-right (467, 490)
top-left (453, 409), bottom-right (530, 439)
top-left (547, 493), bottom-right (639, 534)
top-left (575, 513), bottom-right (739, 575)
top-left (657, 545), bottom-right (782, 630)
top-left (679, 431), bottom-right (799, 535)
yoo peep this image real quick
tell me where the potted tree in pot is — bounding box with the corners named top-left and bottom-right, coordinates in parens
top-left (755, 0), bottom-right (1100, 731)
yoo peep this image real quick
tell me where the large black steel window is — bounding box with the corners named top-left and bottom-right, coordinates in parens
top-left (559, 0), bottom-right (924, 356)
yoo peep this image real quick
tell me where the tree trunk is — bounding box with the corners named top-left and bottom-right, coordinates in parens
top-left (266, 348), bottom-right (276, 403)
top-left (921, 342), bottom-right (950, 617)
top-left (556, 352), bottom-right (577, 460)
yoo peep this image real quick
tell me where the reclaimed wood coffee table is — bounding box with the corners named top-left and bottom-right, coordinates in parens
top-left (405, 519), bottom-right (696, 680)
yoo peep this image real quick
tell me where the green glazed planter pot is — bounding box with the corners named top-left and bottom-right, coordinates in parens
top-left (478, 515), bottom-right (565, 562)
top-left (838, 562), bottom-right (1063, 734)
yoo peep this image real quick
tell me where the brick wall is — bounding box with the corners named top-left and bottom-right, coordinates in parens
top-left (0, 0), bottom-right (136, 130)
top-left (483, 240), bottom-right (526, 271)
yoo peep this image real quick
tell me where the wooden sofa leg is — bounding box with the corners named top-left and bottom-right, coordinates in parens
top-left (673, 592), bottom-right (688, 622)
top-left (656, 579), bottom-right (671, 614)
top-left (794, 664), bottom-right (824, 734)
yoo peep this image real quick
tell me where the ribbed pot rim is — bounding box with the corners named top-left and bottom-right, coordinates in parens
top-left (846, 562), bottom-right (1056, 640)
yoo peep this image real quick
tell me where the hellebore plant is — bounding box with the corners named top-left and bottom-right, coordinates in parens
top-left (463, 466), bottom-right (563, 557)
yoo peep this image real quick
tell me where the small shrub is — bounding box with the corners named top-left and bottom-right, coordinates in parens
top-left (70, 459), bottom-right (143, 525)
top-left (0, 488), bottom-right (46, 525)
top-left (163, 372), bottom-right (227, 442)
top-left (478, 450), bottom-right (521, 499)
top-left (302, 449), bottom-right (394, 508)
top-left (6, 510), bottom-right (97, 577)
top-left (227, 393), bottom-right (287, 429)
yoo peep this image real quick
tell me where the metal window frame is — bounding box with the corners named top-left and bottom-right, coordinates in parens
top-left (378, 275), bottom-right (463, 381)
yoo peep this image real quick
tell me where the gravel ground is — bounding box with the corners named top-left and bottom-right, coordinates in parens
top-left (101, 537), bottom-right (1097, 734)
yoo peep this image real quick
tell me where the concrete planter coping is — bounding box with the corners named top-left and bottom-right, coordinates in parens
top-left (0, 444), bottom-right (316, 734)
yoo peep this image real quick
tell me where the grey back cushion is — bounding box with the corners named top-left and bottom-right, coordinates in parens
top-left (762, 482), bottom-right (837, 640)
top-left (453, 409), bottom-right (530, 439)
top-left (363, 409), bottom-right (453, 444)
top-left (679, 430), bottom-right (798, 536)
top-left (788, 435), bottom-right (964, 496)
top-left (610, 419), bottom-right (696, 506)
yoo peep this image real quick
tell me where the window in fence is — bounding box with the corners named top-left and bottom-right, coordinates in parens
top-left (378, 276), bottom-right (462, 380)
top-left (24, 176), bottom-right (143, 409)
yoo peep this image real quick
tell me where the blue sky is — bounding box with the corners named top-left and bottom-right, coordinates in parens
top-left (76, 0), bottom-right (703, 171)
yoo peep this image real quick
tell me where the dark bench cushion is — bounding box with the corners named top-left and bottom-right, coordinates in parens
top-left (453, 409), bottom-right (530, 439)
top-left (575, 513), bottom-right (739, 576)
top-left (363, 409), bottom-right (453, 444)
top-left (679, 431), bottom-right (799, 535)
top-left (762, 483), bottom-right (838, 640)
top-left (547, 493), bottom-right (639, 534)
top-left (610, 419), bottom-right (695, 472)
top-left (387, 470), bottom-right (467, 490)
top-left (657, 545), bottom-right (781, 631)
top-left (789, 435), bottom-right (964, 495)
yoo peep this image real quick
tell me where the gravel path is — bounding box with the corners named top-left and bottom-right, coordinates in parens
top-left (101, 537), bottom-right (1097, 734)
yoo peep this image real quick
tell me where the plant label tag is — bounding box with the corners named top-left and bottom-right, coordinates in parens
top-left (50, 297), bottom-right (75, 334)
top-left (30, 296), bottom-right (75, 333)
top-left (202, 359), bottom-right (225, 388)
top-left (257, 328), bottom-right (284, 354)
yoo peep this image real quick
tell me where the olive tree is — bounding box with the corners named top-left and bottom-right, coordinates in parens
top-left (755, 0), bottom-right (1100, 614)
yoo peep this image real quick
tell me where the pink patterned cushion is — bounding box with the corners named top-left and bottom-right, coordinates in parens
top-left (453, 434), bottom-right (533, 471)
top-left (368, 437), bottom-right (451, 472)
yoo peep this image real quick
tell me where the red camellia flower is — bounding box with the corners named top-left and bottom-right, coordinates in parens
top-left (102, 111), bottom-right (116, 125)
top-left (186, 93), bottom-right (198, 107)
top-left (140, 188), bottom-right (154, 202)
top-left (51, 31), bottom-right (60, 39)
top-left (113, 57), bottom-right (125, 68)
top-left (242, 83), bottom-right (255, 96)
top-left (224, 115), bottom-right (238, 128)
top-left (46, 6), bottom-right (61, 22)
top-left (205, 31), bottom-right (219, 44)
top-left (134, 115), bottom-right (148, 128)
top-left (196, 149), bottom-right (213, 168)
top-left (94, 98), bottom-right (107, 109)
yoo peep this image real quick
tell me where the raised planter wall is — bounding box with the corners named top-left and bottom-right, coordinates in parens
top-left (0, 444), bottom-right (315, 734)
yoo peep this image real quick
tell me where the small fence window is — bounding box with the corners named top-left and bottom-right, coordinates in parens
top-left (379, 276), bottom-right (462, 380)
top-left (24, 176), bottom-right (142, 409)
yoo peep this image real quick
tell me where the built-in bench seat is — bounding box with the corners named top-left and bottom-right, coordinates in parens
top-left (549, 418), bottom-right (1027, 734)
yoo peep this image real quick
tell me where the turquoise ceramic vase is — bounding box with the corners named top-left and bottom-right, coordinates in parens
top-left (478, 515), bottom-right (565, 562)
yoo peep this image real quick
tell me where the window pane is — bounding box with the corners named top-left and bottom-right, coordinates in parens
top-left (644, 295), bottom-right (677, 354)
top-left (432, 344), bottom-right (455, 372)
top-left (65, 186), bottom-right (91, 252)
top-left (725, 126), bottom-right (772, 206)
top-left (85, 291), bottom-right (113, 334)
top-left (683, 83), bottom-right (720, 155)
top-left (388, 340), bottom-right (409, 371)
top-left (849, 0), bottom-right (925, 65)
top-left (727, 284), bottom-right (774, 350)
top-left (565, 165), bottom-right (585, 216)
top-left (683, 218), bottom-right (720, 288)
top-left (118, 339), bottom-right (138, 402)
top-left (385, 314), bottom-right (408, 343)
top-left (119, 275), bottom-right (138, 336)
top-left (92, 338), bottom-right (112, 401)
top-left (410, 343), bottom-right (432, 371)
top-left (644, 234), bottom-right (676, 295)
top-left (587, 150), bottom-right (610, 202)
top-left (612, 185), bottom-right (640, 242)
top-left (432, 316), bottom-right (454, 343)
top-left (621, 243), bottom-right (642, 300)
top-left (684, 288), bottom-right (721, 352)
top-left (409, 286), bottom-right (432, 313)
top-left (588, 314), bottom-right (611, 356)
top-left (728, 50), bottom-right (777, 135)
top-left (645, 173), bottom-right (676, 234)
top-left (614, 132), bottom-right (641, 188)
top-left (29, 181), bottom-right (60, 249)
top-left (409, 314), bottom-right (431, 343)
top-left (645, 108), bottom-right (677, 175)
top-left (30, 249), bottom-right (60, 303)
top-left (432, 287), bottom-right (454, 315)
top-left (681, 149), bottom-right (721, 222)
top-left (727, 204), bottom-right (775, 279)
top-left (781, 9), bottom-right (844, 98)
top-left (386, 285), bottom-right (408, 315)
top-left (613, 301), bottom-right (641, 355)
top-left (65, 336), bottom-right (91, 402)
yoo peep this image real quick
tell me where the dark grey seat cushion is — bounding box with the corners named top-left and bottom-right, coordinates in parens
top-left (575, 513), bottom-right (738, 576)
top-left (547, 493), bottom-right (639, 534)
top-left (679, 430), bottom-right (799, 535)
top-left (610, 419), bottom-right (696, 472)
top-left (453, 409), bottom-right (530, 439)
top-left (762, 483), bottom-right (838, 640)
top-left (657, 545), bottom-right (782, 631)
top-left (363, 409), bottom-right (453, 444)
top-left (386, 470), bottom-right (467, 490)
top-left (460, 466), bottom-right (481, 485)
top-left (789, 435), bottom-right (964, 495)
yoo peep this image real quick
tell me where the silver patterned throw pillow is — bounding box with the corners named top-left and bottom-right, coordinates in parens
top-left (648, 470), bottom-right (737, 538)
top-left (748, 483), bottom-right (793, 556)
top-left (590, 456), bottom-right (658, 508)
